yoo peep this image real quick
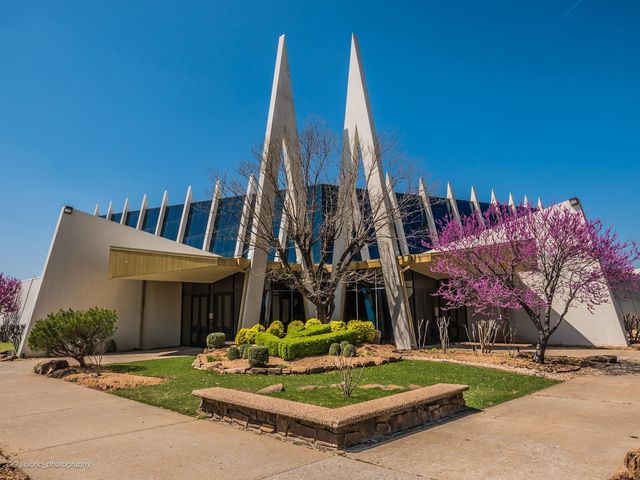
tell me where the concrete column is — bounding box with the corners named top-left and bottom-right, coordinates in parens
top-left (120, 198), bottom-right (129, 225)
top-left (470, 186), bottom-right (484, 225)
top-left (203, 180), bottom-right (221, 252)
top-left (155, 190), bottom-right (169, 236)
top-left (386, 172), bottom-right (409, 256)
top-left (177, 186), bottom-right (193, 243)
top-left (235, 175), bottom-right (256, 258)
top-left (418, 178), bottom-right (438, 242)
top-left (446, 182), bottom-right (461, 225)
top-left (105, 201), bottom-right (113, 221)
top-left (136, 194), bottom-right (148, 230)
top-left (93, 203), bottom-right (100, 216)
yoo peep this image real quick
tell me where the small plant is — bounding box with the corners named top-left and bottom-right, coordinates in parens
top-left (88, 336), bottom-right (112, 375)
top-left (347, 320), bottom-right (376, 343)
top-left (28, 307), bottom-right (117, 368)
top-left (226, 345), bottom-right (241, 360)
top-left (206, 354), bottom-right (223, 362)
top-left (333, 354), bottom-right (366, 397)
top-left (465, 318), bottom-right (500, 354)
top-left (436, 316), bottom-right (450, 353)
top-left (305, 318), bottom-right (321, 328)
top-left (0, 321), bottom-right (25, 353)
top-left (342, 343), bottom-right (356, 357)
top-left (340, 340), bottom-right (351, 350)
top-left (623, 313), bottom-right (640, 343)
top-left (416, 318), bottom-right (431, 349)
top-left (206, 332), bottom-right (226, 349)
top-left (235, 324), bottom-right (265, 345)
top-left (329, 320), bottom-right (346, 332)
top-left (266, 320), bottom-right (285, 338)
top-left (247, 345), bottom-right (269, 367)
top-left (286, 320), bottom-right (304, 333)
top-left (238, 343), bottom-right (250, 359)
top-left (328, 342), bottom-right (341, 356)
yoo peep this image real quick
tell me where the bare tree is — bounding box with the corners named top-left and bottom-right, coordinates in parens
top-left (333, 355), bottom-right (367, 397)
top-left (436, 315), bottom-right (450, 353)
top-left (217, 119), bottom-right (427, 323)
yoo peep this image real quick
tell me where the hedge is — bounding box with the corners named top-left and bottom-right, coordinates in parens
top-left (278, 329), bottom-right (358, 361)
top-left (347, 320), bottom-right (376, 343)
top-left (286, 324), bottom-right (331, 338)
top-left (254, 332), bottom-right (283, 356)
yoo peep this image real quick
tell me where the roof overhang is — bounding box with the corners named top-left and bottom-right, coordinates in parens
top-left (108, 246), bottom-right (250, 283)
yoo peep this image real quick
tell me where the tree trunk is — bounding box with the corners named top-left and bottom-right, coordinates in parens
top-left (533, 335), bottom-right (549, 364)
top-left (315, 303), bottom-right (328, 323)
top-left (76, 355), bottom-right (86, 368)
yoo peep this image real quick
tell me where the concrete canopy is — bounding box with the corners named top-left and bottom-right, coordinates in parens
top-left (108, 246), bottom-right (249, 283)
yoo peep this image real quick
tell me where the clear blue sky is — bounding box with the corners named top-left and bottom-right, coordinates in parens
top-left (1, 0), bottom-right (638, 278)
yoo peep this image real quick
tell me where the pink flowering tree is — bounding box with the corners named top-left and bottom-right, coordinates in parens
top-left (0, 273), bottom-right (21, 318)
top-left (427, 203), bottom-right (639, 363)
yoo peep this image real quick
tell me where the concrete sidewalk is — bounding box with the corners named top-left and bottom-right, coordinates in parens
top-left (1, 351), bottom-right (639, 479)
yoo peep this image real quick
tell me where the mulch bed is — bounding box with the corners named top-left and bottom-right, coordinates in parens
top-left (193, 343), bottom-right (402, 375)
top-left (50, 367), bottom-right (165, 391)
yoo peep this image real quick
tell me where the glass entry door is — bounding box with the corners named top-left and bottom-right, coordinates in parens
top-left (212, 292), bottom-right (234, 338)
top-left (190, 294), bottom-right (210, 347)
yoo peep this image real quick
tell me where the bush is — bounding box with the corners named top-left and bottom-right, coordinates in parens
top-left (105, 338), bottom-right (117, 353)
top-left (248, 346), bottom-right (269, 367)
top-left (305, 318), bottom-right (321, 328)
top-left (342, 343), bottom-right (357, 357)
top-left (329, 320), bottom-right (347, 332)
top-left (286, 324), bottom-right (332, 338)
top-left (254, 332), bottom-right (283, 356)
top-left (206, 332), bottom-right (226, 349)
top-left (278, 329), bottom-right (358, 361)
top-left (235, 324), bottom-right (265, 345)
top-left (287, 320), bottom-right (305, 332)
top-left (266, 320), bottom-right (285, 338)
top-left (28, 308), bottom-right (117, 368)
top-left (238, 343), bottom-right (250, 359)
top-left (328, 342), bottom-right (342, 356)
top-left (347, 320), bottom-right (376, 343)
top-left (340, 340), bottom-right (351, 350)
top-left (227, 346), bottom-right (240, 360)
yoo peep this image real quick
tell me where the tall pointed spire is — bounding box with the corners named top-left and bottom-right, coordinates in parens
top-left (490, 189), bottom-right (498, 205)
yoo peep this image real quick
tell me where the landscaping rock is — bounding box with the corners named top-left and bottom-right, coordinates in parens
top-left (408, 384), bottom-right (422, 390)
top-left (0, 350), bottom-right (16, 362)
top-left (360, 383), bottom-right (386, 390)
top-left (625, 448), bottom-right (640, 479)
top-left (223, 368), bottom-right (246, 374)
top-left (382, 384), bottom-right (407, 391)
top-left (34, 359), bottom-right (69, 376)
top-left (257, 383), bottom-right (285, 394)
top-left (297, 385), bottom-right (319, 391)
top-left (49, 368), bottom-right (75, 379)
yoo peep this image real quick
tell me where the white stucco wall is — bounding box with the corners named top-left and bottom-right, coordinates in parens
top-left (18, 208), bottom-right (209, 356)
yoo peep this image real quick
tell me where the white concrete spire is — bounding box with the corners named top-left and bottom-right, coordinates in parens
top-left (508, 192), bottom-right (516, 211)
top-left (490, 189), bottom-right (498, 205)
top-left (155, 190), bottom-right (169, 236)
top-left (330, 34), bottom-right (415, 348)
top-left (177, 186), bottom-right (192, 243)
top-left (93, 203), bottom-right (100, 216)
top-left (446, 182), bottom-right (462, 224)
top-left (537, 196), bottom-right (544, 209)
top-left (418, 178), bottom-right (438, 241)
top-left (203, 180), bottom-right (221, 252)
top-left (523, 194), bottom-right (530, 208)
top-left (105, 201), bottom-right (113, 221)
top-left (235, 175), bottom-right (256, 258)
top-left (386, 172), bottom-right (409, 256)
top-left (120, 198), bottom-right (129, 225)
top-left (470, 186), bottom-right (484, 225)
top-left (136, 194), bottom-right (148, 230)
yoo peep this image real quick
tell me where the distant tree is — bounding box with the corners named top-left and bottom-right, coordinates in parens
top-left (0, 273), bottom-right (23, 351)
top-left (429, 203), bottom-right (639, 364)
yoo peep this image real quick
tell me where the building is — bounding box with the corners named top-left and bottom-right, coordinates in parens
top-left (16, 35), bottom-right (633, 356)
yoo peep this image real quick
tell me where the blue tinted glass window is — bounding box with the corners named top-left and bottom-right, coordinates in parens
top-left (430, 198), bottom-right (451, 233)
top-left (478, 202), bottom-right (492, 214)
top-left (397, 193), bottom-right (428, 253)
top-left (160, 204), bottom-right (184, 240)
top-left (183, 201), bottom-right (211, 249)
top-left (125, 210), bottom-right (139, 228)
top-left (210, 196), bottom-right (244, 257)
top-left (456, 200), bottom-right (474, 219)
top-left (141, 207), bottom-right (160, 234)
top-left (111, 212), bottom-right (122, 223)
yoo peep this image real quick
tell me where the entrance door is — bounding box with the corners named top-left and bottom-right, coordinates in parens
top-left (212, 292), bottom-right (234, 338)
top-left (190, 294), bottom-right (209, 347)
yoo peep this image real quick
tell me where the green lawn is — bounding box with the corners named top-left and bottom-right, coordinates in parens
top-left (0, 342), bottom-right (14, 352)
top-left (108, 356), bottom-right (559, 416)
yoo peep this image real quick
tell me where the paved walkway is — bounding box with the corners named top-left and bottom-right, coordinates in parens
top-left (1, 349), bottom-right (639, 479)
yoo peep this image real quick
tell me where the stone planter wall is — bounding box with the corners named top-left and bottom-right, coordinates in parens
top-left (193, 384), bottom-right (468, 450)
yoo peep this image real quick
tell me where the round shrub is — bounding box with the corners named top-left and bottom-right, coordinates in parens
top-left (329, 320), bottom-right (347, 332)
top-left (347, 320), bottom-right (376, 343)
top-left (266, 320), bottom-right (285, 338)
top-left (238, 343), bottom-right (250, 359)
top-left (340, 340), bottom-right (351, 350)
top-left (305, 318), bottom-right (321, 328)
top-left (248, 345), bottom-right (269, 368)
top-left (287, 320), bottom-right (304, 333)
top-left (235, 324), bottom-right (265, 345)
top-left (342, 343), bottom-right (357, 357)
top-left (328, 342), bottom-right (341, 356)
top-left (206, 332), bottom-right (226, 349)
top-left (226, 346), bottom-right (241, 360)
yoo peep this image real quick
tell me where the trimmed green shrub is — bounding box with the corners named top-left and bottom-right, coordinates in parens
top-left (235, 324), bottom-right (265, 345)
top-left (347, 320), bottom-right (376, 343)
top-left (286, 324), bottom-right (331, 338)
top-left (28, 307), bottom-right (117, 368)
top-left (340, 340), bottom-right (351, 350)
top-left (329, 320), bottom-right (347, 332)
top-left (206, 332), bottom-right (226, 349)
top-left (238, 343), bottom-right (250, 359)
top-left (305, 318), bottom-right (321, 328)
top-left (278, 329), bottom-right (358, 361)
top-left (266, 320), bottom-right (285, 338)
top-left (342, 343), bottom-right (357, 357)
top-left (328, 342), bottom-right (341, 356)
top-left (287, 320), bottom-right (304, 333)
top-left (248, 345), bottom-right (269, 368)
top-left (254, 332), bottom-right (283, 356)
top-left (226, 346), bottom-right (241, 360)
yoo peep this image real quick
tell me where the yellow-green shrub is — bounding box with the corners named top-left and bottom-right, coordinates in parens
top-left (329, 320), bottom-right (347, 332)
top-left (235, 324), bottom-right (265, 345)
top-left (287, 320), bottom-right (304, 333)
top-left (266, 320), bottom-right (285, 338)
top-left (347, 320), bottom-right (376, 343)
top-left (305, 318), bottom-right (321, 328)
top-left (278, 329), bottom-right (358, 360)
